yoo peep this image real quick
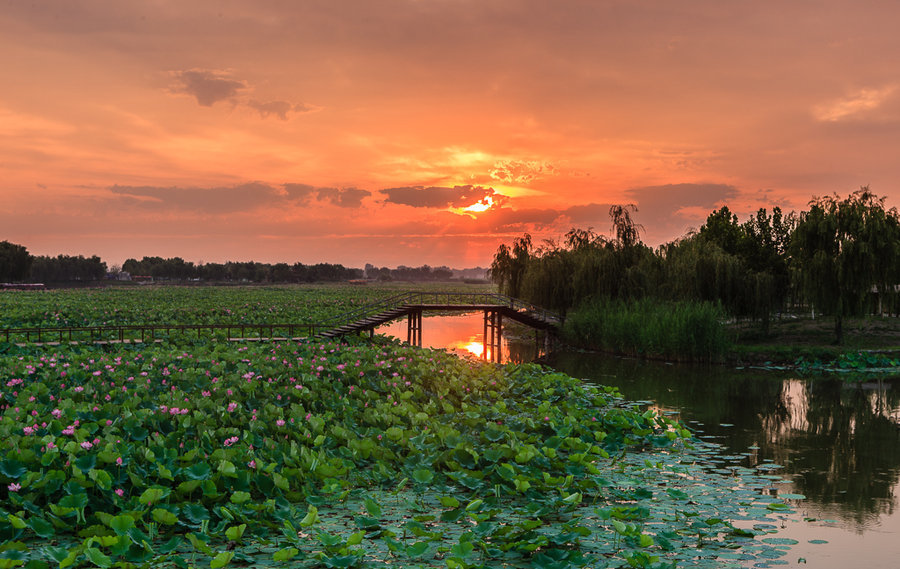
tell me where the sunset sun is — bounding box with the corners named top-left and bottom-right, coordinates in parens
top-left (462, 196), bottom-right (494, 214)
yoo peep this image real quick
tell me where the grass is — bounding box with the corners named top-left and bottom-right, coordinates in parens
top-left (562, 298), bottom-right (731, 363)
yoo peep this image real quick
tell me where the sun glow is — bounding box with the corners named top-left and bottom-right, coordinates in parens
top-left (463, 196), bottom-right (494, 213)
top-left (463, 341), bottom-right (484, 356)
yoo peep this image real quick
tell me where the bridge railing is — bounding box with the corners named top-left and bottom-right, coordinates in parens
top-left (319, 291), bottom-right (560, 333)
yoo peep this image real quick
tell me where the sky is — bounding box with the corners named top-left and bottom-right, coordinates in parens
top-left (3, 0), bottom-right (900, 269)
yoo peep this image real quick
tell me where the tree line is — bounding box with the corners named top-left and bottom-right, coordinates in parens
top-left (120, 257), bottom-right (363, 283)
top-left (490, 188), bottom-right (900, 344)
top-left (0, 245), bottom-right (468, 286)
top-left (364, 263), bottom-right (455, 282)
top-left (0, 246), bottom-right (108, 284)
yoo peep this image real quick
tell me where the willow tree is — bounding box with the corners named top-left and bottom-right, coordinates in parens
top-left (790, 188), bottom-right (900, 343)
top-left (490, 234), bottom-right (533, 299)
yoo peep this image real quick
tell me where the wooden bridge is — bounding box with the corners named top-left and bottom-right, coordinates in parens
top-left (317, 292), bottom-right (559, 362)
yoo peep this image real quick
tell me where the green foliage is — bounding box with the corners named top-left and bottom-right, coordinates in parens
top-left (0, 282), bottom-right (491, 329)
top-left (0, 241), bottom-right (33, 282)
top-left (0, 284), bottom-right (804, 567)
top-left (790, 187), bottom-right (900, 343)
top-left (564, 298), bottom-right (731, 362)
top-left (491, 204), bottom-right (792, 341)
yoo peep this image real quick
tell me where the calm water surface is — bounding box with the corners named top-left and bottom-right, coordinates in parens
top-left (550, 352), bottom-right (900, 568)
top-left (380, 313), bottom-right (900, 568)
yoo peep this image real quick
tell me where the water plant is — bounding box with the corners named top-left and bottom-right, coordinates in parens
top-left (0, 333), bottom-right (796, 567)
top-left (563, 297), bottom-right (731, 362)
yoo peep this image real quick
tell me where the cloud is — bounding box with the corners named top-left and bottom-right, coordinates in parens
top-left (380, 185), bottom-right (499, 208)
top-left (248, 100), bottom-right (322, 120)
top-left (283, 183), bottom-right (370, 208)
top-left (170, 70), bottom-right (319, 119)
top-left (465, 202), bottom-right (613, 236)
top-left (814, 86), bottom-right (897, 122)
top-left (625, 183), bottom-right (739, 244)
top-left (170, 69), bottom-right (247, 107)
top-left (316, 187), bottom-right (371, 208)
top-left (489, 160), bottom-right (557, 184)
top-left (109, 182), bottom-right (281, 214)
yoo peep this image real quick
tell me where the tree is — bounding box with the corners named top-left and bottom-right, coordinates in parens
top-left (609, 204), bottom-right (642, 250)
top-left (0, 241), bottom-right (33, 282)
top-left (790, 188), bottom-right (900, 343)
top-left (490, 234), bottom-right (532, 298)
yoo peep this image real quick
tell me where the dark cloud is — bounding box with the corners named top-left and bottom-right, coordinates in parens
top-left (625, 183), bottom-right (739, 244)
top-left (170, 69), bottom-right (247, 106)
top-left (109, 183), bottom-right (280, 214)
top-left (626, 183), bottom-right (737, 216)
top-left (283, 183), bottom-right (317, 200)
top-left (317, 187), bottom-right (371, 208)
top-left (472, 202), bottom-right (612, 234)
top-left (380, 185), bottom-right (497, 208)
top-left (283, 183), bottom-right (370, 208)
top-left (248, 100), bottom-right (322, 120)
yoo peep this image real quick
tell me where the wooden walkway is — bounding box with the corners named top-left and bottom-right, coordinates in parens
top-left (317, 292), bottom-right (559, 362)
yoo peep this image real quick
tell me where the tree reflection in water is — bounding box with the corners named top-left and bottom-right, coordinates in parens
top-left (548, 352), bottom-right (900, 530)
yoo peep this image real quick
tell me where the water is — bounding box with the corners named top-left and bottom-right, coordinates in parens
top-left (379, 312), bottom-right (900, 568)
top-left (550, 352), bottom-right (900, 568)
top-left (376, 311), bottom-right (543, 363)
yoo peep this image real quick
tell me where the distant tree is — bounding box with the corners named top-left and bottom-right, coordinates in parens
top-left (0, 241), bottom-right (33, 282)
top-left (433, 266), bottom-right (454, 281)
top-left (790, 187), bottom-right (900, 343)
top-left (271, 263), bottom-right (293, 282)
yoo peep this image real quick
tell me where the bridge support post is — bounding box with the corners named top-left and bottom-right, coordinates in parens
top-left (483, 309), bottom-right (502, 363)
top-left (407, 309), bottom-right (422, 347)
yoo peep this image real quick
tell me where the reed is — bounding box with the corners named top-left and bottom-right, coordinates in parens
top-left (563, 297), bottom-right (731, 362)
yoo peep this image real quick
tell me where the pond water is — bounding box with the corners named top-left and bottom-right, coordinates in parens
top-left (549, 352), bottom-right (900, 568)
top-left (379, 313), bottom-right (900, 568)
top-left (376, 311), bottom-right (544, 363)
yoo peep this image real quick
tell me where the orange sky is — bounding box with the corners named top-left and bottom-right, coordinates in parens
top-left (3, 1), bottom-right (900, 269)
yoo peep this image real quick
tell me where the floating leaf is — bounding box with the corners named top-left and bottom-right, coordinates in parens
top-left (762, 537), bottom-right (800, 545)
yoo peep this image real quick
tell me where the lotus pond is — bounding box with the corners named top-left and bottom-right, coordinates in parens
top-left (0, 283), bottom-right (492, 329)
top-left (0, 331), bottom-right (803, 568)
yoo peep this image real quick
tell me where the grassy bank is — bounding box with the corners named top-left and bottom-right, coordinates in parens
top-left (728, 313), bottom-right (900, 371)
top-left (560, 296), bottom-right (900, 375)
top-left (562, 298), bottom-right (731, 363)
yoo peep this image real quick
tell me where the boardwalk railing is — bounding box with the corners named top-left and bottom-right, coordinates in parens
top-left (1, 323), bottom-right (324, 345)
top-left (318, 291), bottom-right (560, 336)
